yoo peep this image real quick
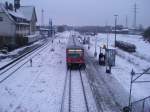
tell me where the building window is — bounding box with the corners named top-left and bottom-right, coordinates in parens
top-left (0, 17), bottom-right (3, 21)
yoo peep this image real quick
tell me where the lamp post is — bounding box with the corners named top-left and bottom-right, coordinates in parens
top-left (94, 33), bottom-right (97, 57)
top-left (114, 15), bottom-right (118, 47)
top-left (129, 69), bottom-right (135, 108)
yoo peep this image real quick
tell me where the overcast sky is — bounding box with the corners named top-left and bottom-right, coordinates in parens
top-left (2, 0), bottom-right (150, 28)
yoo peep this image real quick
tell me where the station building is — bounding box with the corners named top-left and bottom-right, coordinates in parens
top-left (0, 3), bottom-right (37, 49)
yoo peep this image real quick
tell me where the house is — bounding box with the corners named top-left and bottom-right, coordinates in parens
top-left (19, 6), bottom-right (37, 34)
top-left (0, 3), bottom-right (37, 49)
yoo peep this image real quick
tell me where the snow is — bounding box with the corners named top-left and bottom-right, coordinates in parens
top-left (0, 53), bottom-right (5, 57)
top-left (85, 33), bottom-right (150, 102)
top-left (0, 31), bottom-right (149, 111)
top-left (0, 3), bottom-right (15, 22)
top-left (0, 32), bottom-right (70, 112)
top-left (81, 70), bottom-right (98, 112)
top-left (71, 71), bottom-right (87, 112)
top-left (0, 4), bottom-right (35, 23)
top-left (62, 70), bottom-right (98, 112)
top-left (114, 34), bottom-right (150, 61)
top-left (8, 10), bottom-right (26, 19)
top-left (18, 6), bottom-right (35, 21)
top-left (0, 39), bottom-right (44, 68)
top-left (0, 31), bottom-right (99, 112)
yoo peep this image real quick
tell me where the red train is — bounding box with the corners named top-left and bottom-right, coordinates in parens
top-left (66, 45), bottom-right (85, 69)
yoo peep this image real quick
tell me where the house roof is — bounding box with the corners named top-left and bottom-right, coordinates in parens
top-left (0, 3), bottom-right (37, 24)
top-left (18, 6), bottom-right (37, 21)
top-left (8, 10), bottom-right (26, 19)
top-left (0, 3), bottom-right (15, 23)
top-left (0, 3), bottom-right (4, 12)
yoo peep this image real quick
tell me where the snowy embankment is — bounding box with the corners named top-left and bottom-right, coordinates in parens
top-left (0, 39), bottom-right (45, 68)
top-left (0, 31), bottom-right (70, 112)
top-left (85, 33), bottom-right (150, 101)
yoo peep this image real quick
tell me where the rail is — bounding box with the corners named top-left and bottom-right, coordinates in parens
top-left (0, 39), bottom-right (47, 71)
top-left (0, 40), bottom-right (50, 84)
top-left (60, 68), bottom-right (91, 112)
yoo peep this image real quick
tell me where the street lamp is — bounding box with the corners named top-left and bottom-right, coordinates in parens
top-left (114, 15), bottom-right (118, 47)
top-left (94, 33), bottom-right (97, 57)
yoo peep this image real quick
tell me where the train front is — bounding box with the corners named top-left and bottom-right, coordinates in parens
top-left (66, 47), bottom-right (85, 69)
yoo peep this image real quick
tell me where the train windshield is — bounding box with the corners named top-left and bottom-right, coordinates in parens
top-left (67, 49), bottom-right (83, 58)
top-left (68, 53), bottom-right (81, 58)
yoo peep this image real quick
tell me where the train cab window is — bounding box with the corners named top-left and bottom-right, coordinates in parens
top-left (68, 53), bottom-right (80, 58)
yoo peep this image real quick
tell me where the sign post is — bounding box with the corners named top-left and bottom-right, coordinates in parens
top-left (105, 48), bottom-right (116, 73)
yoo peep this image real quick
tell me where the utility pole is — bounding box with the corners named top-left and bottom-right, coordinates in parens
top-left (51, 19), bottom-right (53, 37)
top-left (94, 35), bottom-right (97, 57)
top-left (133, 3), bottom-right (137, 30)
top-left (41, 9), bottom-right (44, 27)
top-left (105, 20), bottom-right (109, 49)
top-left (125, 15), bottom-right (128, 28)
top-left (49, 19), bottom-right (53, 37)
top-left (114, 15), bottom-right (118, 47)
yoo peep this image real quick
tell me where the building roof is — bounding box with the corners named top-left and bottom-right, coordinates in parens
top-left (0, 3), bottom-right (4, 12)
top-left (0, 3), bottom-right (15, 23)
top-left (0, 3), bottom-right (37, 24)
top-left (18, 6), bottom-right (37, 21)
top-left (8, 10), bottom-right (26, 19)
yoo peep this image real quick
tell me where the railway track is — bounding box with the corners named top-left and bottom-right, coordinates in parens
top-left (8, 41), bottom-right (54, 112)
top-left (0, 39), bottom-right (52, 84)
top-left (85, 51), bottom-right (122, 112)
top-left (0, 39), bottom-right (48, 71)
top-left (60, 67), bottom-right (98, 112)
top-left (84, 68), bottom-right (103, 112)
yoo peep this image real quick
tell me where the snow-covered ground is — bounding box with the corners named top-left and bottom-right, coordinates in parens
top-left (62, 70), bottom-right (98, 112)
top-left (84, 33), bottom-right (150, 102)
top-left (0, 31), bottom-right (149, 111)
top-left (0, 39), bottom-right (45, 68)
top-left (0, 31), bottom-right (98, 112)
top-left (0, 32), bottom-right (70, 112)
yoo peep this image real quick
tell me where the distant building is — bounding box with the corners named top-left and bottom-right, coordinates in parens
top-left (0, 3), bottom-right (37, 49)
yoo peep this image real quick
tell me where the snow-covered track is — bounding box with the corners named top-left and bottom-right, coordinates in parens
top-left (0, 39), bottom-right (47, 71)
top-left (84, 51), bottom-right (122, 112)
top-left (60, 68), bottom-right (69, 112)
top-left (84, 68), bottom-right (103, 112)
top-left (0, 39), bottom-right (51, 84)
top-left (79, 69), bottom-right (90, 112)
top-left (60, 68), bottom-right (97, 112)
